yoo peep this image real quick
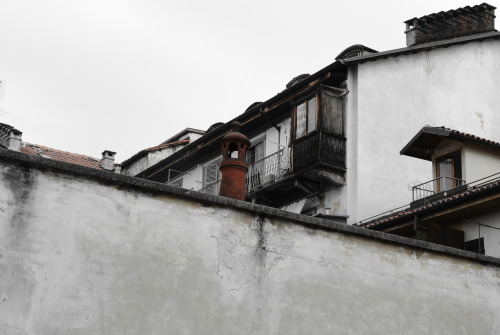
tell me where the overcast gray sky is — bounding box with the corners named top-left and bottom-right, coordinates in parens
top-left (0, 0), bottom-right (487, 162)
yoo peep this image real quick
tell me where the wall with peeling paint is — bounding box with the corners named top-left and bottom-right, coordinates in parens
top-left (1, 152), bottom-right (500, 335)
top-left (347, 39), bottom-right (500, 223)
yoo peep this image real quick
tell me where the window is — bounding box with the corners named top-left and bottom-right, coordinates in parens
top-left (247, 140), bottom-right (265, 164)
top-left (435, 151), bottom-right (462, 192)
top-left (295, 95), bottom-right (317, 140)
top-left (203, 158), bottom-right (221, 187)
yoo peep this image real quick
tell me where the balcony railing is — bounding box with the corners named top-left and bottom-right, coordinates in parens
top-left (199, 149), bottom-right (291, 196)
top-left (199, 180), bottom-right (221, 196)
top-left (412, 176), bottom-right (466, 202)
top-left (246, 148), bottom-right (291, 193)
top-left (293, 132), bottom-right (345, 171)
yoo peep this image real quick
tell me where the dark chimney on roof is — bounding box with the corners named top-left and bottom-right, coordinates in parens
top-left (405, 3), bottom-right (496, 47)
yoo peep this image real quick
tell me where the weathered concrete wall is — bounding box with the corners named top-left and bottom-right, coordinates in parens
top-left (348, 39), bottom-right (500, 223)
top-left (1, 150), bottom-right (500, 335)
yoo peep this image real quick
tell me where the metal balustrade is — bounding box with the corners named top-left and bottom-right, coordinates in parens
top-left (198, 149), bottom-right (291, 196)
top-left (246, 148), bottom-right (291, 193)
top-left (412, 176), bottom-right (466, 202)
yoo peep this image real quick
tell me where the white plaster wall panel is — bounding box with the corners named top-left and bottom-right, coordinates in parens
top-left (121, 145), bottom-right (187, 177)
top-left (323, 186), bottom-right (347, 216)
top-left (120, 155), bottom-right (149, 177)
top-left (176, 165), bottom-right (202, 190)
top-left (264, 126), bottom-right (278, 157)
top-left (147, 145), bottom-right (184, 167)
top-left (279, 118), bottom-right (291, 149)
top-left (1, 160), bottom-right (500, 334)
top-left (345, 66), bottom-right (359, 224)
top-left (463, 143), bottom-right (500, 183)
top-left (351, 40), bottom-right (500, 223)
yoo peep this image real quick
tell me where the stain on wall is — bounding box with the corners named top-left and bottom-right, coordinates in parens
top-left (1, 157), bottom-right (500, 334)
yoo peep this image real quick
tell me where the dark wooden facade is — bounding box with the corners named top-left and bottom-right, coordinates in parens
top-left (291, 85), bottom-right (346, 174)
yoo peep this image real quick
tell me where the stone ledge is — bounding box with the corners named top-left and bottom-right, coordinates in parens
top-left (1, 147), bottom-right (499, 267)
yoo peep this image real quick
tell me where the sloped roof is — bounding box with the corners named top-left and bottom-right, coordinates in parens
top-left (20, 143), bottom-right (106, 170)
top-left (121, 140), bottom-right (190, 167)
top-left (401, 126), bottom-right (500, 160)
top-left (341, 31), bottom-right (500, 65)
top-left (361, 178), bottom-right (500, 230)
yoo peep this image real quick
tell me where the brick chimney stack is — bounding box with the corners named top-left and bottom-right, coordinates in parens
top-left (219, 121), bottom-right (250, 201)
top-left (101, 150), bottom-right (116, 171)
top-left (0, 123), bottom-right (22, 151)
top-left (405, 3), bottom-right (496, 47)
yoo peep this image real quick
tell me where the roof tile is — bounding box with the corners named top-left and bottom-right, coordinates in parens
top-left (20, 143), bottom-right (106, 170)
top-left (362, 179), bottom-right (500, 229)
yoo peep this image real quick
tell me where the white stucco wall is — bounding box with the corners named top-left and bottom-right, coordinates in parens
top-left (121, 144), bottom-right (187, 177)
top-left (248, 117), bottom-right (291, 159)
top-left (1, 154), bottom-right (500, 334)
top-left (463, 142), bottom-right (500, 183)
top-left (348, 39), bottom-right (500, 223)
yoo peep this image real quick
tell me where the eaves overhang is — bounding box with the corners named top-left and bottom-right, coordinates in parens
top-left (400, 126), bottom-right (500, 161)
top-left (137, 61), bottom-right (348, 181)
top-left (400, 126), bottom-right (453, 160)
top-left (341, 31), bottom-right (500, 65)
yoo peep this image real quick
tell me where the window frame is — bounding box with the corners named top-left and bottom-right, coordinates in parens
top-left (293, 93), bottom-right (318, 141)
top-left (247, 136), bottom-right (266, 164)
top-left (435, 150), bottom-right (462, 192)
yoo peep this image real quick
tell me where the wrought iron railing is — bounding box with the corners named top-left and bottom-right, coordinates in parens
top-left (199, 149), bottom-right (291, 196)
top-left (246, 148), bottom-right (291, 193)
top-left (199, 180), bottom-right (221, 196)
top-left (412, 176), bottom-right (466, 202)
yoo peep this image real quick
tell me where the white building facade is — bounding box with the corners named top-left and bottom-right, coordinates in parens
top-left (123, 3), bottom-right (500, 226)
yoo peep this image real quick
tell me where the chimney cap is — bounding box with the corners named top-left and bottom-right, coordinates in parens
top-left (101, 150), bottom-right (116, 156)
top-left (221, 122), bottom-right (250, 145)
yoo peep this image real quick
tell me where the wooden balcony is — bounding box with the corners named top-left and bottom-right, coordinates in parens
top-left (292, 131), bottom-right (345, 172)
top-left (200, 132), bottom-right (346, 207)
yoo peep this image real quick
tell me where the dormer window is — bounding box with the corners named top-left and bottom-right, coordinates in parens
top-left (295, 95), bottom-right (317, 139)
